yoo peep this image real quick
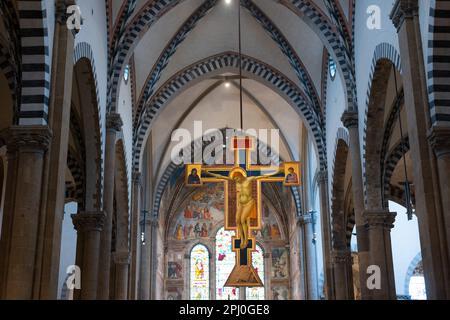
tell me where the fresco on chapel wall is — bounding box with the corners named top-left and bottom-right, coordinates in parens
top-left (272, 286), bottom-right (289, 300)
top-left (272, 247), bottom-right (289, 279)
top-left (165, 183), bottom-right (291, 300)
top-left (170, 183), bottom-right (225, 241)
top-left (253, 203), bottom-right (282, 240)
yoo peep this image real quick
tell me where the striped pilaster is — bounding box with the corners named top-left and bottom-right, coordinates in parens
top-left (18, 0), bottom-right (50, 125)
top-left (427, 0), bottom-right (450, 126)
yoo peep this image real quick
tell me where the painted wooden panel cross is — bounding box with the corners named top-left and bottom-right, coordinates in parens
top-left (185, 136), bottom-right (300, 287)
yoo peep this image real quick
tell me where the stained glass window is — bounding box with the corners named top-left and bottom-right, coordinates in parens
top-left (190, 244), bottom-right (209, 300)
top-left (216, 227), bottom-right (239, 300)
top-left (329, 57), bottom-right (337, 80)
top-left (123, 64), bottom-right (130, 84)
top-left (246, 244), bottom-right (265, 300)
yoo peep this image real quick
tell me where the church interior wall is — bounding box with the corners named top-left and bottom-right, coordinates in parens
top-left (0, 0), bottom-right (446, 301)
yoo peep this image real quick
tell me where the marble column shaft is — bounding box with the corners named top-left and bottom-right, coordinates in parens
top-left (331, 250), bottom-right (354, 300)
top-left (72, 211), bottom-right (105, 300)
top-left (113, 251), bottom-right (130, 300)
top-left (341, 111), bottom-right (370, 299)
top-left (97, 113), bottom-right (123, 299)
top-left (317, 171), bottom-right (334, 299)
top-left (364, 211), bottom-right (397, 300)
top-left (128, 172), bottom-right (142, 300)
top-left (0, 126), bottom-right (52, 299)
top-left (298, 213), bottom-right (319, 300)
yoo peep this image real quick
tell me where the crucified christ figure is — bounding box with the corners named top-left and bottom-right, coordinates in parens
top-left (205, 169), bottom-right (280, 248)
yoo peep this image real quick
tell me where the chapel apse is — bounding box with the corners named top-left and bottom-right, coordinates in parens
top-left (164, 183), bottom-right (291, 300)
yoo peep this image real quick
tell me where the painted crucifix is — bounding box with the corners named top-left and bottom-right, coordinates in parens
top-left (185, 136), bottom-right (301, 287)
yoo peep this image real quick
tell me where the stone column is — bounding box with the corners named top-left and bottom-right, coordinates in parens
top-left (428, 127), bottom-right (450, 270)
top-left (139, 214), bottom-right (158, 300)
top-left (34, 0), bottom-right (78, 300)
top-left (113, 251), bottom-right (130, 300)
top-left (72, 211), bottom-right (105, 300)
top-left (363, 211), bottom-right (396, 300)
top-left (391, 0), bottom-right (450, 299)
top-left (341, 111), bottom-right (370, 299)
top-left (331, 250), bottom-right (354, 300)
top-left (317, 171), bottom-right (334, 299)
top-left (298, 212), bottom-right (319, 300)
top-left (149, 215), bottom-right (160, 300)
top-left (128, 172), bottom-right (142, 300)
top-left (98, 113), bottom-right (123, 299)
top-left (0, 126), bottom-right (52, 299)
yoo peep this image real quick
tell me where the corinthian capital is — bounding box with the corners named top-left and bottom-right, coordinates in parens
top-left (72, 211), bottom-right (106, 232)
top-left (428, 126), bottom-right (450, 158)
top-left (1, 126), bottom-right (52, 154)
top-left (390, 0), bottom-right (419, 31)
top-left (341, 111), bottom-right (359, 129)
top-left (331, 250), bottom-right (353, 265)
top-left (106, 113), bottom-right (123, 132)
top-left (363, 211), bottom-right (396, 230)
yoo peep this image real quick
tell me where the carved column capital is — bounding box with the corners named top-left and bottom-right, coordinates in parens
top-left (106, 112), bottom-right (123, 132)
top-left (56, 0), bottom-right (81, 34)
top-left (72, 211), bottom-right (106, 232)
top-left (363, 211), bottom-right (396, 230)
top-left (141, 212), bottom-right (159, 227)
top-left (341, 111), bottom-right (359, 130)
top-left (297, 212), bottom-right (314, 226)
top-left (390, 0), bottom-right (419, 31)
top-left (113, 251), bottom-right (131, 265)
top-left (331, 250), bottom-right (353, 265)
top-left (428, 126), bottom-right (450, 158)
top-left (317, 170), bottom-right (328, 184)
top-left (132, 171), bottom-right (142, 185)
top-left (1, 126), bottom-right (52, 154)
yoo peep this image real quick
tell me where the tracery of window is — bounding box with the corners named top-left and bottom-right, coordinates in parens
top-left (216, 227), bottom-right (239, 300)
top-left (190, 244), bottom-right (210, 300)
top-left (246, 244), bottom-right (265, 300)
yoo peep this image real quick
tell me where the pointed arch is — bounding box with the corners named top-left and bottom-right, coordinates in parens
top-left (108, 0), bottom-right (352, 115)
top-left (362, 43), bottom-right (402, 208)
top-left (151, 129), bottom-right (303, 221)
top-left (133, 52), bottom-right (326, 174)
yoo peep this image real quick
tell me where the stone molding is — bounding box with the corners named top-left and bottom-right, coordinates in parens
top-left (341, 111), bottom-right (359, 130)
top-left (428, 127), bottom-right (450, 158)
top-left (72, 211), bottom-right (106, 232)
top-left (363, 211), bottom-right (396, 230)
top-left (0, 126), bottom-right (52, 153)
top-left (106, 112), bottom-right (123, 132)
top-left (331, 250), bottom-right (353, 265)
top-left (390, 0), bottom-right (419, 32)
top-left (297, 212), bottom-right (314, 226)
